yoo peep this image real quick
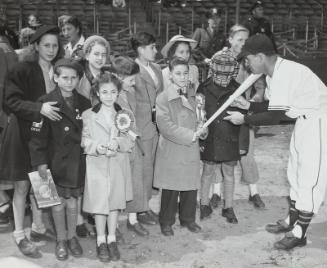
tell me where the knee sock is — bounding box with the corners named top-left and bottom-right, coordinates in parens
top-left (285, 200), bottom-right (299, 226)
top-left (66, 199), bottom-right (78, 240)
top-left (77, 196), bottom-right (84, 226)
top-left (30, 193), bottom-right (46, 234)
top-left (292, 210), bottom-right (314, 238)
top-left (52, 204), bottom-right (66, 241)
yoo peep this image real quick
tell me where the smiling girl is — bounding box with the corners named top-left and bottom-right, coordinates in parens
top-left (81, 73), bottom-right (134, 262)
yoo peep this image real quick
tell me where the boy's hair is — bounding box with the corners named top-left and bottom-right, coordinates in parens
top-left (167, 41), bottom-right (192, 60)
top-left (93, 72), bottom-right (122, 96)
top-left (62, 16), bottom-right (83, 36)
top-left (111, 55), bottom-right (140, 77)
top-left (168, 57), bottom-right (189, 71)
top-left (130, 32), bottom-right (156, 52)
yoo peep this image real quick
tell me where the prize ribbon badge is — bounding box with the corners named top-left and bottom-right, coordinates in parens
top-left (114, 109), bottom-right (138, 140)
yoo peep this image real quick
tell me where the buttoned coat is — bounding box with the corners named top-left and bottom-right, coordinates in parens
top-left (81, 104), bottom-right (134, 214)
top-left (153, 84), bottom-right (201, 191)
top-left (134, 61), bottom-right (163, 141)
top-left (29, 88), bottom-right (91, 188)
top-left (0, 61), bottom-right (47, 181)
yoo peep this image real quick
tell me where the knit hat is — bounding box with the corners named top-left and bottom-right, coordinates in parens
top-left (83, 35), bottom-right (110, 55)
top-left (210, 47), bottom-right (239, 87)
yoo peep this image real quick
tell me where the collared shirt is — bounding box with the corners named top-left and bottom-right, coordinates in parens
top-left (266, 56), bottom-right (327, 118)
top-left (64, 35), bottom-right (85, 59)
top-left (135, 58), bottom-right (159, 88)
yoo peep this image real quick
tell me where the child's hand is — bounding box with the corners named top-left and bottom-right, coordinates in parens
top-left (37, 164), bottom-right (48, 180)
top-left (107, 139), bottom-right (119, 152)
top-left (96, 144), bottom-right (107, 155)
top-left (193, 127), bottom-right (208, 141)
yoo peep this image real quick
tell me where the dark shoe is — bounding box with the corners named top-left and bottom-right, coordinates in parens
top-left (249, 194), bottom-right (266, 210)
top-left (160, 224), bottom-right (174, 236)
top-left (97, 243), bottom-right (110, 262)
top-left (265, 220), bottom-right (292, 234)
top-left (76, 223), bottom-right (89, 238)
top-left (137, 211), bottom-right (157, 225)
top-left (67, 236), bottom-right (83, 257)
top-left (222, 208), bottom-right (238, 224)
top-left (30, 228), bottom-right (56, 242)
top-left (210, 194), bottom-right (221, 209)
top-left (108, 242), bottom-right (120, 261)
top-left (200, 204), bottom-right (212, 220)
top-left (17, 237), bottom-right (42, 258)
top-left (127, 221), bottom-right (149, 236)
top-left (55, 240), bottom-right (68, 261)
top-left (180, 222), bottom-right (201, 233)
top-left (273, 232), bottom-right (307, 250)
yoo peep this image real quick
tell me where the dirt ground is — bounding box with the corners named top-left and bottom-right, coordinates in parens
top-left (1, 124), bottom-right (327, 268)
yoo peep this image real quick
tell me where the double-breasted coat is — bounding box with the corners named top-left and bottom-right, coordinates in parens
top-left (198, 78), bottom-right (245, 163)
top-left (153, 83), bottom-right (201, 191)
top-left (0, 61), bottom-right (48, 181)
top-left (29, 88), bottom-right (91, 188)
top-left (81, 103), bottom-right (134, 214)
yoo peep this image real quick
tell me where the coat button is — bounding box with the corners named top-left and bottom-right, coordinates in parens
top-left (64, 126), bottom-right (69, 131)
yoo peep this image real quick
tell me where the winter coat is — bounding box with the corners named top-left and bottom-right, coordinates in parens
top-left (29, 88), bottom-right (91, 188)
top-left (0, 61), bottom-right (47, 181)
top-left (81, 103), bottom-right (134, 213)
top-left (153, 83), bottom-right (201, 191)
top-left (134, 61), bottom-right (163, 140)
top-left (198, 78), bottom-right (245, 162)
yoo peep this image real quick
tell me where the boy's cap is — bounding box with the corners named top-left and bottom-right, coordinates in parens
top-left (250, 1), bottom-right (263, 11)
top-left (237, 34), bottom-right (276, 60)
top-left (30, 25), bottom-right (59, 43)
top-left (54, 58), bottom-right (84, 78)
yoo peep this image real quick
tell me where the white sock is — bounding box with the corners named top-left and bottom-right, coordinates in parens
top-left (0, 203), bottom-right (9, 213)
top-left (208, 185), bottom-right (213, 198)
top-left (213, 183), bottom-right (221, 196)
top-left (13, 230), bottom-right (25, 244)
top-left (249, 184), bottom-right (258, 196)
top-left (97, 235), bottom-right (106, 246)
top-left (128, 213), bottom-right (138, 225)
top-left (284, 215), bottom-right (290, 225)
top-left (292, 224), bottom-right (302, 238)
top-left (31, 222), bottom-right (46, 234)
top-left (107, 235), bottom-right (116, 244)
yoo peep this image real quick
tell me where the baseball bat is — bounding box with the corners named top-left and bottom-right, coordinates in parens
top-left (202, 73), bottom-right (263, 129)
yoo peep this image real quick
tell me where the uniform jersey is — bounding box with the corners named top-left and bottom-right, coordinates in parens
top-left (266, 57), bottom-right (327, 118)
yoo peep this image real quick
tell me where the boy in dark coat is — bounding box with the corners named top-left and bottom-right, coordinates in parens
top-left (198, 48), bottom-right (246, 223)
top-left (29, 59), bottom-right (91, 260)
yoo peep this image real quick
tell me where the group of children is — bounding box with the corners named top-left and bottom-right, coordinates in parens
top-left (0, 17), bottom-right (269, 263)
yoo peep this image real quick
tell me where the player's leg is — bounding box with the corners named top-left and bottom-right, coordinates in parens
top-left (199, 162), bottom-right (215, 220)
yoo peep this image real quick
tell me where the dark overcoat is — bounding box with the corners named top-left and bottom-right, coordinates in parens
top-left (198, 78), bottom-right (245, 163)
top-left (29, 88), bottom-right (91, 188)
top-left (0, 61), bottom-right (46, 181)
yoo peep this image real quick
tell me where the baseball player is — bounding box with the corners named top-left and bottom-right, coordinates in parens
top-left (224, 34), bottom-right (327, 250)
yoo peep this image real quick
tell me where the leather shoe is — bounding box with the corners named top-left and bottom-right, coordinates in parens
top-left (180, 222), bottom-right (201, 233)
top-left (274, 232), bottom-right (307, 250)
top-left (108, 242), bottom-right (120, 261)
top-left (127, 221), bottom-right (149, 236)
top-left (137, 211), bottom-right (157, 225)
top-left (55, 240), bottom-right (68, 261)
top-left (160, 224), bottom-right (174, 236)
top-left (30, 228), bottom-right (56, 242)
top-left (200, 204), bottom-right (212, 220)
top-left (210, 194), bottom-right (221, 209)
top-left (17, 237), bottom-right (42, 258)
top-left (266, 220), bottom-right (292, 234)
top-left (97, 243), bottom-right (110, 262)
top-left (67, 236), bottom-right (83, 257)
top-left (222, 208), bottom-right (238, 224)
top-left (249, 194), bottom-right (266, 210)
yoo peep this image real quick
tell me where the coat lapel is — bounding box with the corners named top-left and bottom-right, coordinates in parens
top-left (149, 63), bottom-right (163, 92)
